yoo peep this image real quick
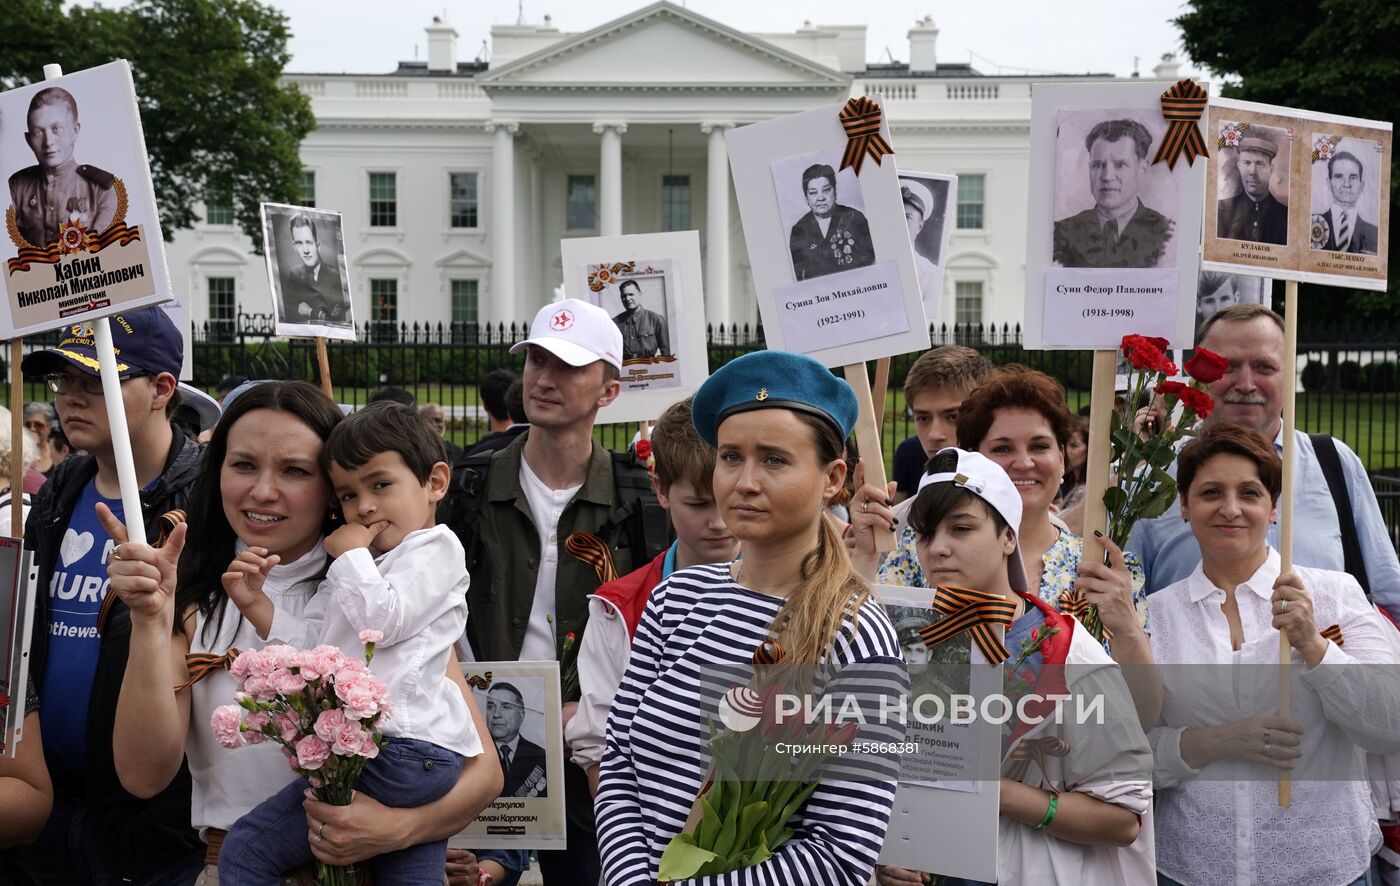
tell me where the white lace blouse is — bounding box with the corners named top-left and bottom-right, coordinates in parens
top-left (1146, 548), bottom-right (1400, 885)
top-left (186, 541), bottom-right (327, 835)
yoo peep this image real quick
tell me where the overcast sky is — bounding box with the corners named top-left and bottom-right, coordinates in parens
top-left (278, 0), bottom-right (1201, 79)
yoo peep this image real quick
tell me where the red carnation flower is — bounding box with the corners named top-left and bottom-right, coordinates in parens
top-left (1156, 380), bottom-right (1187, 398)
top-left (1121, 334), bottom-right (1175, 374)
top-left (1184, 348), bottom-right (1229, 384)
top-left (1178, 386), bottom-right (1214, 419)
top-left (635, 439), bottom-right (653, 461)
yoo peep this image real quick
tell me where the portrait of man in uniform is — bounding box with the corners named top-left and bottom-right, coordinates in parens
top-left (611, 278), bottom-right (669, 360)
top-left (279, 213), bottom-right (348, 326)
top-left (1052, 118), bottom-right (1174, 268)
top-left (786, 162), bottom-right (875, 281)
top-left (1311, 147), bottom-right (1379, 255)
top-left (899, 177), bottom-right (946, 305)
top-left (7, 86), bottom-right (117, 248)
top-left (1216, 133), bottom-right (1289, 245)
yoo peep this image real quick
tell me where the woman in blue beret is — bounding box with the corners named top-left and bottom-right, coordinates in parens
top-left (596, 350), bottom-right (907, 886)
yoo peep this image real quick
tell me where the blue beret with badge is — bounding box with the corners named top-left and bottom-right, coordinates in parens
top-left (691, 350), bottom-right (858, 447)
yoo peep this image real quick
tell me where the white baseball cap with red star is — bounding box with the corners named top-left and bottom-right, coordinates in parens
top-left (510, 298), bottom-right (623, 371)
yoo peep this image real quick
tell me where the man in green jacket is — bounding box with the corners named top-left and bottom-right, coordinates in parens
top-left (453, 298), bottom-right (655, 885)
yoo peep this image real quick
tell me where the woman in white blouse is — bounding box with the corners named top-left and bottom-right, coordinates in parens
top-left (105, 382), bottom-right (502, 883)
top-left (1148, 424), bottom-right (1400, 886)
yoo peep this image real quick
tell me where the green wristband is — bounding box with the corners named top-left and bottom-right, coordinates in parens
top-left (1034, 791), bottom-right (1059, 831)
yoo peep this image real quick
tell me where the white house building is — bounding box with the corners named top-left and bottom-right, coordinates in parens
top-left (170, 2), bottom-right (1185, 335)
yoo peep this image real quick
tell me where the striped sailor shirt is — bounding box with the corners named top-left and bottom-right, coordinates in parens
top-left (596, 562), bottom-right (907, 886)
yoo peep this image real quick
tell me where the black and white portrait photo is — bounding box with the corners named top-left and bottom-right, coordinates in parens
top-left (7, 86), bottom-right (116, 250)
top-left (1052, 111), bottom-right (1178, 269)
top-left (898, 173), bottom-right (953, 312)
top-left (1196, 270), bottom-right (1269, 326)
top-left (260, 202), bottom-right (355, 340)
top-left (480, 678), bottom-right (548, 799)
top-left (1, 61), bottom-right (174, 338)
top-left (609, 276), bottom-right (670, 360)
top-left (1309, 135), bottom-right (1381, 255)
top-left (1215, 123), bottom-right (1290, 246)
top-left (771, 148), bottom-right (875, 282)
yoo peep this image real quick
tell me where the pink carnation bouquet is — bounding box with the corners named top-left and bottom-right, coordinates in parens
top-left (211, 630), bottom-right (390, 886)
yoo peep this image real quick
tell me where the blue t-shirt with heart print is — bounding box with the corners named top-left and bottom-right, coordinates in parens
top-left (39, 479), bottom-right (124, 778)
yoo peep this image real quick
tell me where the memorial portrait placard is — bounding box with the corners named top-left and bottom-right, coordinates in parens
top-left (0, 61), bottom-right (173, 338)
top-left (261, 202), bottom-right (356, 341)
top-left (897, 169), bottom-right (957, 323)
top-left (560, 231), bottom-right (707, 425)
top-left (726, 98), bottom-right (930, 367)
top-left (1202, 97), bottom-right (1390, 290)
top-left (876, 585), bottom-right (1000, 883)
top-left (450, 660), bottom-right (566, 850)
top-left (1025, 82), bottom-right (1207, 350)
top-left (0, 538), bottom-right (35, 757)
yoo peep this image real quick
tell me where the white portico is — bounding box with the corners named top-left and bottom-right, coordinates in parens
top-left (167, 3), bottom-right (1184, 333)
top-left (473, 4), bottom-right (851, 326)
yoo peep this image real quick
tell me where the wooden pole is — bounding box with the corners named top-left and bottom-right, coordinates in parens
top-left (844, 362), bottom-right (896, 552)
top-left (872, 357), bottom-right (891, 440)
top-left (1278, 279), bottom-right (1299, 808)
top-left (1080, 351), bottom-right (1118, 564)
top-left (9, 342), bottom-right (23, 538)
top-left (315, 336), bottom-right (333, 400)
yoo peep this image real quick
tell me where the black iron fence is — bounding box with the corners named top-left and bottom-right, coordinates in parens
top-left (7, 314), bottom-right (1396, 539)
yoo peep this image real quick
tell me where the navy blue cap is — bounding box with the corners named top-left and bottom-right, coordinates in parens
top-left (692, 350), bottom-right (858, 447)
top-left (21, 307), bottom-right (184, 379)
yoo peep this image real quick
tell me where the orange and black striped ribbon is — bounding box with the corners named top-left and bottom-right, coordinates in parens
top-left (176, 648), bottom-right (241, 692)
top-left (1152, 79), bottom-right (1210, 170)
top-left (1005, 735), bottom-right (1071, 788)
top-left (467, 671), bottom-right (493, 690)
top-left (1056, 589), bottom-right (1112, 642)
top-left (920, 585), bottom-right (1019, 666)
top-left (752, 640), bottom-right (785, 665)
top-left (565, 531), bottom-right (618, 586)
top-left (838, 96), bottom-right (894, 175)
top-left (6, 223), bottom-right (143, 274)
top-left (1321, 623), bottom-right (1343, 646)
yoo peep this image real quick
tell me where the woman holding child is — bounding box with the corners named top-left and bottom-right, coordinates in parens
top-left (103, 382), bottom-right (501, 883)
top-left (596, 351), bottom-right (906, 885)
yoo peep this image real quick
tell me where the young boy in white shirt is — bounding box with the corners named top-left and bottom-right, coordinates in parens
top-left (219, 401), bottom-right (483, 885)
top-left (565, 396), bottom-right (738, 793)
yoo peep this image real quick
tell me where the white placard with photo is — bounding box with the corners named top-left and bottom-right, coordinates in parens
top-left (0, 61), bottom-right (173, 338)
top-left (1202, 97), bottom-right (1390, 290)
top-left (261, 202), bottom-right (356, 341)
top-left (0, 539), bottom-right (35, 757)
top-left (450, 660), bottom-right (566, 850)
top-left (876, 584), bottom-right (1000, 882)
top-left (897, 170), bottom-right (957, 324)
top-left (726, 98), bottom-right (930, 367)
top-left (1025, 82), bottom-right (1207, 350)
top-left (560, 231), bottom-right (708, 425)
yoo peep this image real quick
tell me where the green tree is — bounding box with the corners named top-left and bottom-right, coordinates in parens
top-left (1178, 0), bottom-right (1400, 324)
top-left (1, 0), bottom-right (314, 246)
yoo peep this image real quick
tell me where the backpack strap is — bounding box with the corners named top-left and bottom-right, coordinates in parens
top-left (1309, 433), bottom-right (1371, 598)
top-left (606, 450), bottom-right (671, 563)
top-left (443, 452), bottom-right (495, 656)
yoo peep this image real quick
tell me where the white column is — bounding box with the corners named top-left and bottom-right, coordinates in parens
top-left (529, 147), bottom-right (544, 311)
top-left (594, 122), bottom-right (627, 236)
top-left (702, 122), bottom-right (734, 329)
top-left (488, 121), bottom-right (518, 324)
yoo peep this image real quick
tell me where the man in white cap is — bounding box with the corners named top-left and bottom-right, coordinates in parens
top-left (900, 177), bottom-right (942, 316)
top-left (441, 298), bottom-right (665, 885)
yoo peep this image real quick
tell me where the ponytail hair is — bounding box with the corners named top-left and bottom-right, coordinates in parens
top-left (768, 413), bottom-right (872, 665)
